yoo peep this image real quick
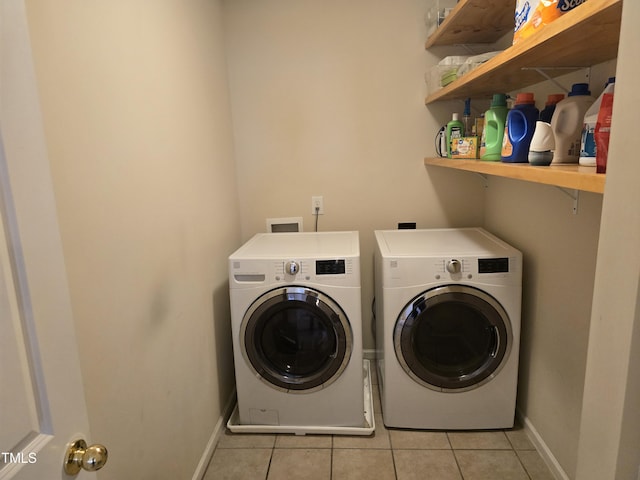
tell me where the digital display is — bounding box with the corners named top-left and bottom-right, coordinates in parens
top-left (316, 259), bottom-right (346, 275)
top-left (478, 258), bottom-right (509, 274)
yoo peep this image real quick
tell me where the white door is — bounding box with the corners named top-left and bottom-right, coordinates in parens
top-left (1, 1), bottom-right (105, 478)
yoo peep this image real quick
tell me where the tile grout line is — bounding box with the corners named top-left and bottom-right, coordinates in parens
top-left (330, 435), bottom-right (333, 480)
top-left (264, 440), bottom-right (275, 480)
top-left (447, 432), bottom-right (466, 480)
top-left (387, 427), bottom-right (398, 479)
top-left (505, 430), bottom-right (534, 480)
top-left (390, 448), bottom-right (399, 480)
top-left (513, 450), bottom-right (534, 480)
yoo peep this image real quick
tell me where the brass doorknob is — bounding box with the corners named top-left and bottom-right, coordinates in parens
top-left (63, 439), bottom-right (108, 475)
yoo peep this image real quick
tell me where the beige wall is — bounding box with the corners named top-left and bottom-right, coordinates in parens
top-left (481, 63), bottom-right (614, 478)
top-left (25, 1), bottom-right (240, 478)
top-left (223, 0), bottom-right (485, 349)
top-left (484, 179), bottom-right (602, 478)
top-left (576, 1), bottom-right (640, 477)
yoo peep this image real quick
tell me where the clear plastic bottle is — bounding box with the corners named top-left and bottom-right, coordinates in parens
top-left (463, 98), bottom-right (473, 137)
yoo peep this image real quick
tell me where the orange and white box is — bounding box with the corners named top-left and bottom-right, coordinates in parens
top-left (514, 0), bottom-right (586, 44)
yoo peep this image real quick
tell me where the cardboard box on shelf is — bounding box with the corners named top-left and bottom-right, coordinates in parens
top-left (514, 0), bottom-right (587, 45)
top-left (451, 136), bottom-right (479, 159)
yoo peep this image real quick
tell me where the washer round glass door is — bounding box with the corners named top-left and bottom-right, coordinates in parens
top-left (394, 285), bottom-right (512, 392)
top-left (241, 286), bottom-right (353, 393)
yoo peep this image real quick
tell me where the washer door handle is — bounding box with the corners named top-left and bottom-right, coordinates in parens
top-left (490, 326), bottom-right (500, 358)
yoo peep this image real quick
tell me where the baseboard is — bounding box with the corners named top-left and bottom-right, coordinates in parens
top-left (516, 409), bottom-right (570, 480)
top-left (192, 389), bottom-right (237, 480)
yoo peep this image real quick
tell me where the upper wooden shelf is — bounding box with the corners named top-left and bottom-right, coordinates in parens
top-left (425, 0), bottom-right (516, 48)
top-left (424, 157), bottom-right (605, 193)
top-left (425, 0), bottom-right (623, 104)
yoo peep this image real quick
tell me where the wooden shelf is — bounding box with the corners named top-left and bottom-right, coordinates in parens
top-left (425, 0), bottom-right (622, 103)
top-left (424, 157), bottom-right (605, 193)
top-left (425, 0), bottom-right (515, 48)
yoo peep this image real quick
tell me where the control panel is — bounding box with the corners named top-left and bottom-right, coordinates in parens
top-left (272, 258), bottom-right (354, 282)
top-left (430, 257), bottom-right (511, 281)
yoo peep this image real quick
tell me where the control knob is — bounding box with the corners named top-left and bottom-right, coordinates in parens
top-left (285, 261), bottom-right (300, 275)
top-left (446, 259), bottom-right (462, 274)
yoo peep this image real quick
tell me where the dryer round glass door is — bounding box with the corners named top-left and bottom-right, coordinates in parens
top-left (241, 286), bottom-right (353, 393)
top-left (394, 285), bottom-right (512, 392)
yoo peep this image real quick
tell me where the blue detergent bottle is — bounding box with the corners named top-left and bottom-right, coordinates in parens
top-left (501, 92), bottom-right (539, 163)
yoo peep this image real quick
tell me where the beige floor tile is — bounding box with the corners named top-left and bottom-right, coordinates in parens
top-left (394, 449), bottom-right (462, 480)
top-left (332, 449), bottom-right (396, 480)
top-left (389, 429), bottom-right (451, 449)
top-left (217, 430), bottom-right (276, 449)
top-left (517, 450), bottom-right (556, 480)
top-left (333, 414), bottom-right (390, 449)
top-left (275, 434), bottom-right (332, 449)
top-left (447, 430), bottom-right (512, 449)
top-left (455, 450), bottom-right (529, 480)
top-left (267, 449), bottom-right (331, 480)
top-left (203, 448), bottom-right (271, 480)
top-left (506, 426), bottom-right (536, 450)
top-left (205, 422), bottom-right (554, 480)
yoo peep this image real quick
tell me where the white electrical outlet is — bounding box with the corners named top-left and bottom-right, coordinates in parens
top-left (311, 196), bottom-right (324, 215)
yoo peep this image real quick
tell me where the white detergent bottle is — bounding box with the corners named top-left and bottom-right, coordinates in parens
top-left (580, 77), bottom-right (615, 166)
top-left (550, 83), bottom-right (594, 164)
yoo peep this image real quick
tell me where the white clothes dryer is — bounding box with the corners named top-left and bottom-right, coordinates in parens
top-left (229, 231), bottom-right (364, 428)
top-left (374, 228), bottom-right (522, 430)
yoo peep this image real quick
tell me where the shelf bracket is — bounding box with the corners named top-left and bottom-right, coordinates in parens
top-left (556, 187), bottom-right (580, 214)
top-left (521, 67), bottom-right (591, 94)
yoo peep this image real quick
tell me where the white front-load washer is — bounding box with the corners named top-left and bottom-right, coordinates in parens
top-left (374, 228), bottom-right (522, 430)
top-left (229, 231), bottom-right (364, 428)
